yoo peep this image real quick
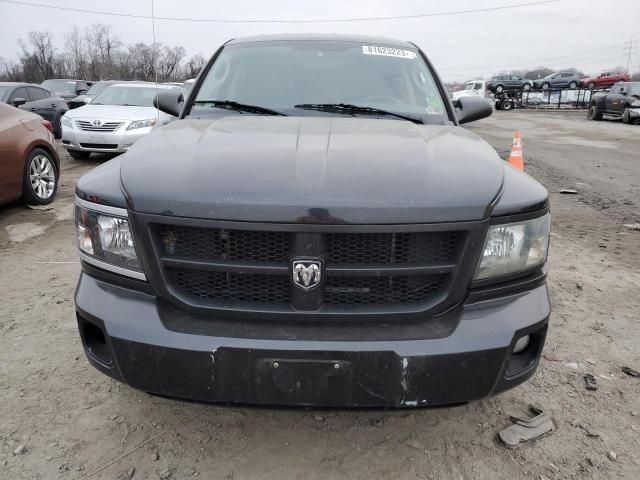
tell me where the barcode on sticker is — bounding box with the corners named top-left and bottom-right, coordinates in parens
top-left (362, 46), bottom-right (417, 59)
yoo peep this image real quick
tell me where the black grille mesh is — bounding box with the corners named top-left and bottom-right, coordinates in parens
top-left (159, 225), bottom-right (291, 263)
top-left (167, 268), bottom-right (290, 304)
top-left (327, 232), bottom-right (458, 265)
top-left (156, 224), bottom-right (461, 309)
top-left (325, 275), bottom-right (446, 305)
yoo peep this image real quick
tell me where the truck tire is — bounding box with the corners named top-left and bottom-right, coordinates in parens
top-left (588, 104), bottom-right (602, 121)
top-left (622, 108), bottom-right (637, 125)
top-left (501, 99), bottom-right (513, 111)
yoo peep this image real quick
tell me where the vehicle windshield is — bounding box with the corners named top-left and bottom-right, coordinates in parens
top-left (85, 81), bottom-right (110, 96)
top-left (465, 82), bottom-right (475, 90)
top-left (41, 79), bottom-right (77, 93)
top-left (0, 86), bottom-right (12, 102)
top-left (626, 83), bottom-right (640, 95)
top-left (91, 86), bottom-right (161, 107)
top-left (191, 41), bottom-right (447, 123)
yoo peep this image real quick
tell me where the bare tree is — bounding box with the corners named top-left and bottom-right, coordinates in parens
top-left (20, 31), bottom-right (56, 81)
top-left (158, 45), bottom-right (186, 81)
top-left (65, 26), bottom-right (87, 79)
top-left (185, 53), bottom-right (206, 78)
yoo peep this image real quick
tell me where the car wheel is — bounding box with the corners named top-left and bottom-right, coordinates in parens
top-left (523, 83), bottom-right (531, 91)
top-left (67, 149), bottom-right (91, 160)
top-left (569, 81), bottom-right (578, 90)
top-left (588, 104), bottom-right (602, 121)
top-left (495, 85), bottom-right (504, 93)
top-left (23, 148), bottom-right (58, 205)
top-left (588, 82), bottom-right (595, 90)
top-left (541, 83), bottom-right (550, 90)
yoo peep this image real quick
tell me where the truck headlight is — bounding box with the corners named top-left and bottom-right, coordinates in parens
top-left (61, 115), bottom-right (72, 128)
top-left (474, 214), bottom-right (550, 280)
top-left (127, 119), bottom-right (156, 130)
top-left (75, 201), bottom-right (145, 279)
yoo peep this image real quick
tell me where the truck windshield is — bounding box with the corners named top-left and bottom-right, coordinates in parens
top-left (191, 41), bottom-right (448, 123)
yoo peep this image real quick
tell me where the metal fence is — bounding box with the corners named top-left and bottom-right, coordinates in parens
top-left (494, 88), bottom-right (599, 110)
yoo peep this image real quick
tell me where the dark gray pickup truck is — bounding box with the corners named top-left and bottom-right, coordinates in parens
top-left (74, 34), bottom-right (550, 408)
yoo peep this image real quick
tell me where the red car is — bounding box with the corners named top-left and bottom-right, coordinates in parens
top-left (582, 72), bottom-right (631, 89)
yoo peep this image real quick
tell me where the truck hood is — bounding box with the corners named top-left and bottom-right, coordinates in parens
top-left (120, 116), bottom-right (505, 224)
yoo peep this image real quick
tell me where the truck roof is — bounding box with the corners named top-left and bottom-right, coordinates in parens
top-left (226, 33), bottom-right (415, 49)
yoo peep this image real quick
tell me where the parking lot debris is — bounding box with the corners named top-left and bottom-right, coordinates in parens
top-left (623, 223), bottom-right (640, 231)
top-left (574, 421), bottom-right (600, 438)
top-left (576, 281), bottom-right (584, 290)
top-left (405, 438), bottom-right (426, 451)
top-left (560, 189), bottom-right (578, 194)
top-left (584, 374), bottom-right (598, 391)
top-left (608, 451), bottom-right (617, 462)
top-left (507, 131), bottom-right (524, 171)
top-left (497, 405), bottom-right (554, 448)
top-left (621, 366), bottom-right (640, 378)
top-left (13, 444), bottom-right (25, 455)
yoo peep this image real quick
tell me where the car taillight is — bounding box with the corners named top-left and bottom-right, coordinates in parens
top-left (41, 120), bottom-right (53, 133)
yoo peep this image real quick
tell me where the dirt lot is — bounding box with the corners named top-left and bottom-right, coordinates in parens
top-left (1, 111), bottom-right (639, 479)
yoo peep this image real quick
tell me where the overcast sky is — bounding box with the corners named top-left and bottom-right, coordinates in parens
top-left (1, 0), bottom-right (639, 81)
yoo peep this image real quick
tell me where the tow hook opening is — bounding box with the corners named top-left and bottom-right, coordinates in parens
top-left (505, 325), bottom-right (547, 379)
top-left (77, 313), bottom-right (113, 367)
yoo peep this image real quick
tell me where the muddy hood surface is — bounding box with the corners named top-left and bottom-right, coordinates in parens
top-left (120, 116), bottom-right (505, 224)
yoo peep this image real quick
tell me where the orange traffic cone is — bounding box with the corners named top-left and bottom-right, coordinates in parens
top-left (507, 131), bottom-right (524, 171)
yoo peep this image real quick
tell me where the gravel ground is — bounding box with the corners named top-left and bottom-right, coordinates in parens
top-left (1, 111), bottom-right (639, 479)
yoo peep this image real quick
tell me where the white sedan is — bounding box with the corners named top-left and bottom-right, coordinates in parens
top-left (61, 83), bottom-right (184, 159)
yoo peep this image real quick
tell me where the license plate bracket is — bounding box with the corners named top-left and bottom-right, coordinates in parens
top-left (256, 358), bottom-right (353, 406)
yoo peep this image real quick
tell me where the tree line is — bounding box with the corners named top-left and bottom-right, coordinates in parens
top-left (0, 24), bottom-right (207, 83)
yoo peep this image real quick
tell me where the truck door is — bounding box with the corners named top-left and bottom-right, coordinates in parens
top-left (605, 84), bottom-right (625, 114)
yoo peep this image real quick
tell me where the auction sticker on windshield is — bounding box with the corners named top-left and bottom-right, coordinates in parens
top-left (362, 46), bottom-right (417, 59)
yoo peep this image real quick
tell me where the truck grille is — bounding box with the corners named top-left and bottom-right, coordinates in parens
top-left (76, 120), bottom-right (123, 132)
top-left (150, 223), bottom-right (467, 312)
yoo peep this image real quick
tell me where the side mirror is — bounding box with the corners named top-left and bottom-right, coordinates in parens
top-left (154, 89), bottom-right (184, 117)
top-left (76, 89), bottom-right (87, 95)
top-left (12, 97), bottom-right (27, 107)
top-left (454, 96), bottom-right (493, 124)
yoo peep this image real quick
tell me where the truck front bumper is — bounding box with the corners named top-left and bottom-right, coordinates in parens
top-left (75, 272), bottom-right (549, 408)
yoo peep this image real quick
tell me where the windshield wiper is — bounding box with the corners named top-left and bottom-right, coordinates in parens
top-left (192, 100), bottom-right (286, 116)
top-left (294, 103), bottom-right (423, 124)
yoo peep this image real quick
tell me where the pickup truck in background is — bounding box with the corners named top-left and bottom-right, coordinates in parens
top-left (450, 80), bottom-right (486, 101)
top-left (588, 81), bottom-right (640, 124)
top-left (581, 72), bottom-right (631, 90)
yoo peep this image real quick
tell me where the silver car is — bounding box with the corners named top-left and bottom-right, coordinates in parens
top-left (61, 83), bottom-right (183, 159)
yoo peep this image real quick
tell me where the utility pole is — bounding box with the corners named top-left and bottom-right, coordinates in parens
top-left (624, 36), bottom-right (634, 72)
